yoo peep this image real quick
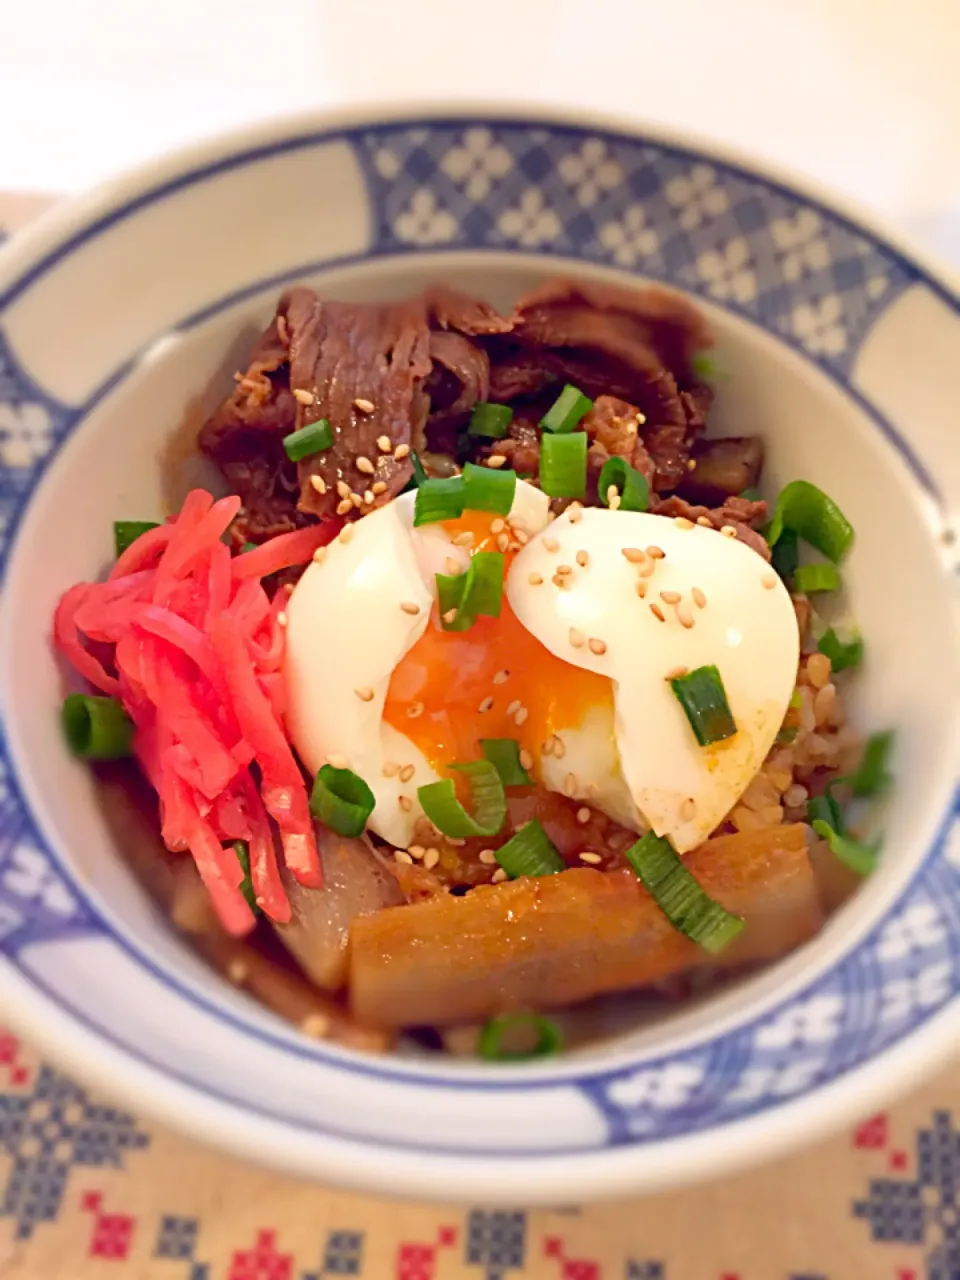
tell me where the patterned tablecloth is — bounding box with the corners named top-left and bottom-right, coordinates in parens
top-left (1, 192), bottom-right (958, 1280)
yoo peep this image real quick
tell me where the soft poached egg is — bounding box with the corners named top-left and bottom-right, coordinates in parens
top-left (283, 485), bottom-right (799, 851)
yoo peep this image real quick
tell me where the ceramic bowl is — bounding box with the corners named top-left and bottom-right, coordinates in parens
top-left (1, 105), bottom-right (959, 1204)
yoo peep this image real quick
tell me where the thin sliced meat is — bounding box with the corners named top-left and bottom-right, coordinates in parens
top-left (273, 829), bottom-right (404, 991)
top-left (678, 436), bottom-right (765, 506)
top-left (424, 330), bottom-right (490, 438)
top-left (424, 285), bottom-right (513, 337)
top-left (350, 824), bottom-right (821, 1027)
top-left (651, 493), bottom-right (771, 560)
top-left (282, 288), bottom-right (432, 518)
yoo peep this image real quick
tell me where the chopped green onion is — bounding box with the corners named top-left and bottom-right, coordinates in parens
top-left (775, 726), bottom-right (798, 745)
top-left (817, 625), bottom-right (863, 672)
top-left (625, 831), bottom-right (744, 954)
top-left (598, 456), bottom-right (650, 512)
top-left (851, 730), bottom-right (894, 798)
top-left (767, 480), bottom-right (854, 563)
top-left (807, 790), bottom-right (844, 832)
top-left (739, 487), bottom-right (763, 502)
top-left (789, 689), bottom-right (803, 709)
top-left (669, 665), bottom-right (737, 746)
top-left (540, 431), bottom-right (587, 499)
top-left (478, 1013), bottom-right (563, 1061)
top-left (241, 541), bottom-right (258, 554)
top-left (61, 694), bottom-right (135, 760)
top-left (411, 451), bottom-right (428, 487)
top-left (309, 764), bottom-right (375, 837)
top-left (480, 738), bottom-right (532, 787)
top-left (493, 819), bottom-right (565, 878)
top-left (417, 759), bottom-right (506, 838)
top-left (436, 552), bottom-right (504, 632)
top-left (114, 521), bottom-right (160, 557)
top-left (414, 475), bottom-right (465, 526)
top-left (539, 384), bottom-right (593, 433)
top-left (771, 527), bottom-right (799, 583)
top-left (283, 419), bottom-right (333, 462)
top-left (812, 819), bottom-right (880, 877)
top-left (468, 403), bottom-right (513, 439)
top-left (690, 351), bottom-right (721, 381)
top-left (793, 562), bottom-right (842, 594)
top-left (462, 462), bottom-right (516, 515)
top-left (232, 840), bottom-right (257, 912)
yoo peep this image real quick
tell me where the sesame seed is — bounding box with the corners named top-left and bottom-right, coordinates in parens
top-left (514, 706), bottom-right (529, 726)
top-left (363, 489), bottom-right (375, 505)
top-left (568, 507), bottom-right (583, 524)
top-left (310, 474), bottom-right (327, 495)
top-left (394, 443), bottom-right (410, 459)
top-left (354, 685), bottom-right (374, 702)
top-left (376, 435), bottom-right (393, 453)
top-left (276, 313), bottom-right (289, 343)
top-left (636, 581), bottom-right (648, 598)
top-left (588, 637), bottom-right (607, 655)
top-left (674, 516), bottom-right (694, 530)
top-left (496, 532), bottom-right (510, 552)
top-left (350, 492), bottom-right (363, 508)
top-left (398, 796), bottom-right (413, 813)
top-left (762, 572), bottom-right (778, 590)
top-left (300, 1012), bottom-right (331, 1039)
top-left (579, 851), bottom-right (602, 865)
top-left (406, 701), bottom-right (424, 719)
top-left (606, 485), bottom-right (622, 510)
top-left (543, 536), bottom-right (560, 553)
top-left (681, 798), bottom-right (698, 821)
top-left (569, 627), bottom-right (585, 648)
top-left (647, 545), bottom-right (665, 559)
top-left (394, 849), bottom-right (414, 864)
top-left (577, 807), bottom-right (591, 825)
top-left (552, 736), bottom-right (566, 759)
top-left (479, 849), bottom-right (498, 865)
top-left (686, 458), bottom-right (696, 471)
top-left (491, 518), bottom-right (506, 534)
top-left (328, 754), bottom-right (349, 769)
top-left (721, 524), bottom-right (738, 538)
top-left (339, 525), bottom-right (354, 544)
top-left (493, 669), bottom-right (509, 685)
top-left (660, 590), bottom-right (681, 605)
top-left (665, 665), bottom-right (689, 680)
top-left (293, 388), bottom-right (314, 405)
top-left (371, 480), bottom-right (387, 495)
top-left (423, 848), bottom-right (440, 870)
top-left (697, 516), bottom-right (712, 527)
top-left (313, 546), bottom-right (327, 564)
top-left (399, 763), bottom-right (416, 783)
top-left (514, 529), bottom-right (529, 545)
top-left (556, 564), bottom-right (573, 576)
top-left (519, 749), bottom-right (533, 770)
top-left (276, 611), bottom-right (288, 628)
top-left (478, 695), bottom-right (494, 713)
top-left (400, 600), bottom-right (420, 615)
top-left (507, 700), bottom-right (521, 716)
top-left (444, 557), bottom-right (461, 576)
top-left (486, 454), bottom-right (507, 468)
top-left (650, 603), bottom-right (666, 622)
top-left (563, 772), bottom-right (578, 797)
top-left (336, 479), bottom-right (352, 498)
top-left (383, 761), bottom-right (400, 777)
top-left (677, 603), bottom-right (695, 629)
top-left (528, 572), bottom-right (544, 586)
top-left (622, 547), bottom-right (646, 563)
top-left (692, 587), bottom-right (707, 609)
top-left (491, 868), bottom-right (508, 883)
top-left (637, 558), bottom-right (657, 578)
top-left (408, 844), bottom-right (425, 860)
top-left (442, 607), bottom-right (458, 624)
top-left (354, 397), bottom-right (375, 413)
top-left (552, 573), bottom-right (571, 590)
top-left (453, 531), bottom-right (475, 547)
top-left (356, 456), bottom-right (375, 475)
top-left (228, 958), bottom-right (249, 985)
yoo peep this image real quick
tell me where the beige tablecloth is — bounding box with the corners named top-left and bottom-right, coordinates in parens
top-left (0, 192), bottom-right (955, 1280)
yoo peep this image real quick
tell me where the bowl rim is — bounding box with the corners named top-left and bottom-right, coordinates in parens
top-left (1, 98), bottom-right (959, 1201)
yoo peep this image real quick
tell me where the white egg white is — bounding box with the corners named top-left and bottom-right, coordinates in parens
top-left (506, 508), bottom-right (799, 850)
top-left (284, 481), bottom-right (550, 848)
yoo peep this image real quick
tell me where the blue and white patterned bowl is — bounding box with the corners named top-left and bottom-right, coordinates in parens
top-left (1, 106), bottom-right (959, 1203)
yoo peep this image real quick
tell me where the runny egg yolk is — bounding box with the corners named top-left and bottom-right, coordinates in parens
top-left (382, 510), bottom-right (614, 777)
